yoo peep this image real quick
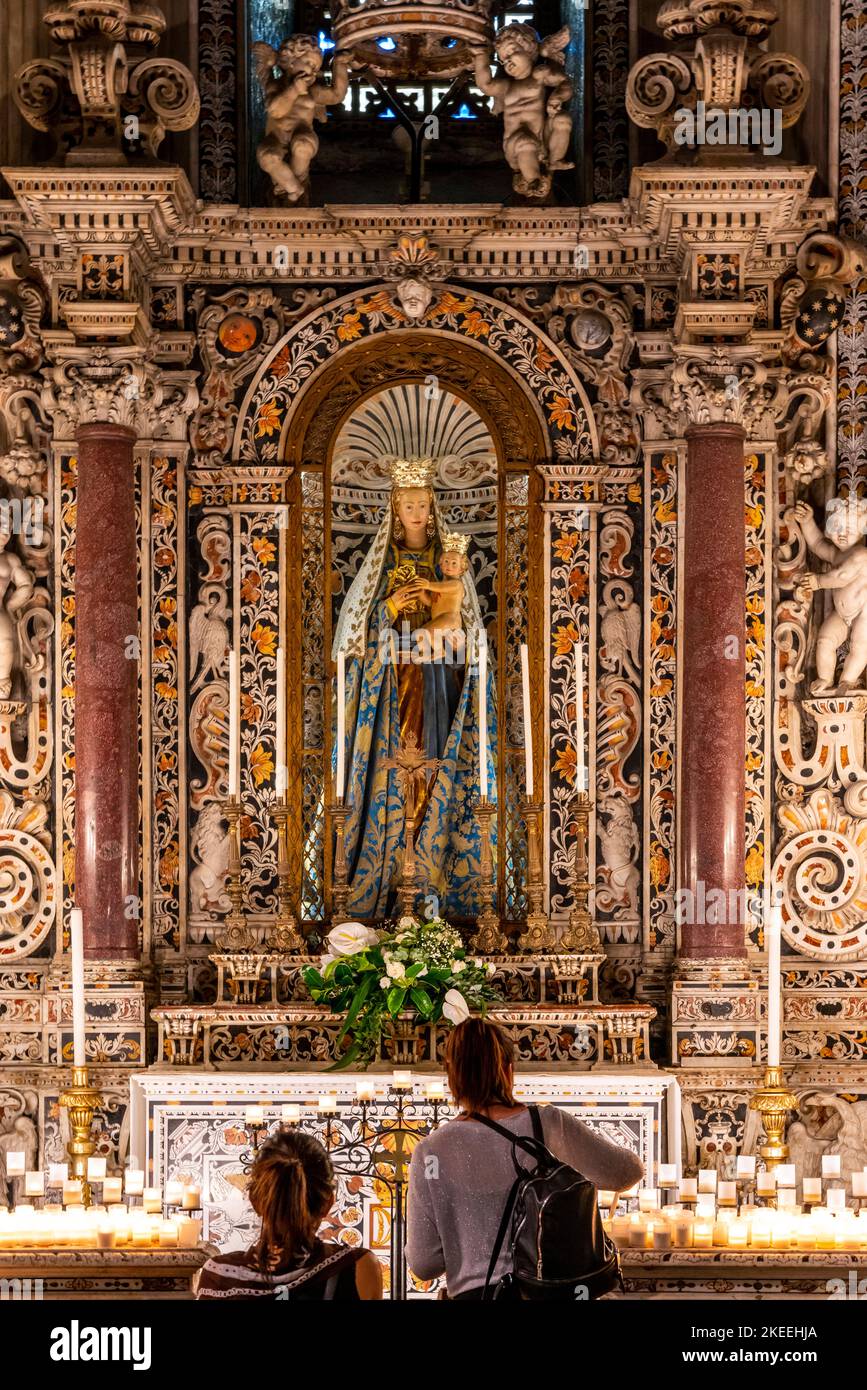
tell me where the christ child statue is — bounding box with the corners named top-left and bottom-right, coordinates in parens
top-left (418, 532), bottom-right (470, 644)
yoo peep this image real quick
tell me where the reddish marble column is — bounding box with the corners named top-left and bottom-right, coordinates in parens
top-left (679, 423), bottom-right (747, 959)
top-left (74, 422), bottom-right (139, 960)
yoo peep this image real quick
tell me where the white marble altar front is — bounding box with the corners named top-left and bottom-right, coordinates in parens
top-left (130, 1069), bottom-right (680, 1293)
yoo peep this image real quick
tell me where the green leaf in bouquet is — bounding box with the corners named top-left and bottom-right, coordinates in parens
top-left (302, 966), bottom-right (326, 991)
top-left (337, 972), bottom-right (377, 1043)
top-left (333, 961), bottom-right (355, 987)
top-left (404, 961), bottom-right (427, 981)
top-left (410, 987), bottom-right (433, 1017)
top-left (386, 986), bottom-right (407, 1016)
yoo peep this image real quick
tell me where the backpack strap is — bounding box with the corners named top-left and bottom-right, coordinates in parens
top-left (469, 1109), bottom-right (553, 1173)
top-left (481, 1169), bottom-right (524, 1301)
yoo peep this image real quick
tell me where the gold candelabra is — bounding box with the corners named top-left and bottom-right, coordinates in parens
top-left (749, 1065), bottom-right (798, 1173)
top-left (470, 797), bottom-right (508, 954)
top-left (217, 797), bottom-right (258, 952)
top-left (560, 788), bottom-right (601, 952)
top-left (268, 797), bottom-right (305, 952)
top-left (329, 798), bottom-right (351, 924)
top-left (58, 1064), bottom-right (103, 1209)
top-left (517, 799), bottom-right (554, 951)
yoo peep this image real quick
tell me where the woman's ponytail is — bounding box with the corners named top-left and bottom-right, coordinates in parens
top-left (248, 1129), bottom-right (334, 1272)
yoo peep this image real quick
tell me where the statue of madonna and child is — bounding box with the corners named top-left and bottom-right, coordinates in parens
top-left (331, 458), bottom-right (497, 920)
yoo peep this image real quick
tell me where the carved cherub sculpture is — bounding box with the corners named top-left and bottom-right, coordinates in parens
top-left (793, 497), bottom-right (867, 694)
top-left (253, 36), bottom-right (352, 203)
top-left (0, 514), bottom-right (34, 700)
top-left (469, 24), bottom-right (574, 199)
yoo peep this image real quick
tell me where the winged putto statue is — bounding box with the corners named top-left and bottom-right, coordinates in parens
top-left (253, 35), bottom-right (353, 203)
top-left (468, 24), bottom-right (574, 198)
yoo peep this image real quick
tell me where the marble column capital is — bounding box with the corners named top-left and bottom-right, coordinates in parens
top-left (633, 349), bottom-right (788, 440)
top-left (43, 349), bottom-right (198, 444)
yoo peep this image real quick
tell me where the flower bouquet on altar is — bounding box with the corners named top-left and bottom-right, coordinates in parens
top-left (302, 916), bottom-right (501, 1069)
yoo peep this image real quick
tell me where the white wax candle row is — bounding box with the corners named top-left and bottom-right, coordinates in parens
top-left (245, 1077), bottom-right (448, 1125)
top-left (606, 1205), bottom-right (867, 1252)
top-left (0, 1205), bottom-right (203, 1250)
top-left (6, 1164), bottom-right (201, 1213)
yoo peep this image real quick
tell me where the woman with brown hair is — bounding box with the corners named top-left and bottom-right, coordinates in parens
top-left (196, 1127), bottom-right (382, 1300)
top-left (406, 1017), bottom-right (645, 1299)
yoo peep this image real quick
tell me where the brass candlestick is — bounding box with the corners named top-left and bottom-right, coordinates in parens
top-left (217, 798), bottom-right (258, 952)
top-left (329, 798), bottom-right (351, 924)
top-left (59, 1064), bottom-right (103, 1209)
top-left (749, 1065), bottom-right (798, 1173)
top-left (267, 798), bottom-right (305, 952)
top-left (560, 788), bottom-right (601, 952)
top-left (518, 799), bottom-right (554, 952)
top-left (383, 735), bottom-right (440, 921)
top-left (470, 797), bottom-right (508, 954)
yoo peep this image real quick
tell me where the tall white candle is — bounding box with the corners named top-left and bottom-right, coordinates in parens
top-left (69, 906), bottom-right (86, 1068)
top-left (575, 639), bottom-right (586, 792)
top-left (276, 645), bottom-right (286, 796)
top-left (767, 901), bottom-right (782, 1068)
top-left (336, 648), bottom-right (346, 802)
top-left (520, 642), bottom-right (533, 798)
top-left (228, 649), bottom-right (240, 799)
top-left (478, 630), bottom-right (488, 800)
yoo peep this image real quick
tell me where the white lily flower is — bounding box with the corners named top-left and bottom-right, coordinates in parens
top-left (442, 989), bottom-right (470, 1025)
top-left (379, 977), bottom-right (391, 990)
top-left (385, 959), bottom-right (404, 980)
top-left (451, 960), bottom-right (466, 974)
top-left (327, 922), bottom-right (380, 956)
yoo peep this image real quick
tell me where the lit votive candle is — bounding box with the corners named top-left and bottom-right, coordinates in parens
top-left (729, 1219), bottom-right (749, 1249)
top-left (355, 1082), bottom-right (375, 1103)
top-left (796, 1221), bottom-right (817, 1251)
top-left (610, 1215), bottom-right (632, 1245)
top-left (181, 1185), bottom-right (201, 1211)
top-left (814, 1215), bottom-right (835, 1251)
top-left (86, 1157), bottom-right (107, 1181)
top-left (425, 1081), bottom-right (445, 1101)
top-left (750, 1216), bottom-right (772, 1248)
top-left (177, 1217), bottom-right (202, 1249)
top-left (24, 1171), bottom-right (45, 1197)
top-left (718, 1182), bottom-right (737, 1208)
top-left (245, 1105), bottom-right (265, 1126)
top-left (281, 1104), bottom-right (301, 1124)
top-left (96, 1226), bottom-right (117, 1250)
top-left (6, 1151), bottom-right (25, 1177)
top-left (102, 1177), bottom-right (123, 1204)
top-left (822, 1154), bottom-right (842, 1179)
top-left (852, 1172), bottom-right (867, 1199)
top-left (713, 1219), bottom-right (730, 1247)
top-left (696, 1197), bottom-right (716, 1221)
top-left (124, 1169), bottom-right (145, 1196)
top-left (657, 1164), bottom-right (677, 1187)
top-left (391, 1071), bottom-right (413, 1091)
top-left (318, 1095), bottom-right (338, 1115)
top-left (142, 1187), bottom-right (163, 1214)
top-left (771, 1216), bottom-right (794, 1251)
top-left (638, 1188), bottom-right (659, 1214)
top-left (48, 1163), bottom-right (69, 1187)
top-left (775, 1164), bottom-right (796, 1189)
top-left (827, 1187), bottom-right (847, 1212)
top-left (802, 1178), bottom-right (823, 1204)
top-left (673, 1215), bottom-right (694, 1249)
top-left (777, 1189), bottom-right (798, 1210)
top-left (158, 1220), bottom-right (179, 1248)
top-left (678, 1178), bottom-right (698, 1203)
top-left (62, 1181), bottom-right (82, 1205)
top-left (756, 1170), bottom-right (777, 1197)
top-left (692, 1220), bottom-right (714, 1250)
top-left (651, 1221), bottom-right (672, 1251)
top-left (698, 1169), bottom-right (717, 1194)
top-left (736, 1156), bottom-right (756, 1180)
top-left (628, 1216), bottom-right (649, 1249)
top-left (164, 1180), bottom-right (184, 1206)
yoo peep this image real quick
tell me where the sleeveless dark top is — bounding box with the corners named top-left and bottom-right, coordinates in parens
top-left (195, 1239), bottom-right (366, 1301)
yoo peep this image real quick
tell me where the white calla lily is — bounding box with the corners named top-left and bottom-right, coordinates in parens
top-left (326, 922), bottom-right (380, 956)
top-left (442, 989), bottom-right (470, 1025)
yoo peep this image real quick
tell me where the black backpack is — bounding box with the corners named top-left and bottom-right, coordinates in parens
top-left (471, 1105), bottom-right (623, 1302)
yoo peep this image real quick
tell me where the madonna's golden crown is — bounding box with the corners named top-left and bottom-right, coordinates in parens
top-left (389, 456), bottom-right (436, 489)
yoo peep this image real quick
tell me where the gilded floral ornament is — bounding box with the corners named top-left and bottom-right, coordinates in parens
top-left (14, 0), bottom-right (199, 164)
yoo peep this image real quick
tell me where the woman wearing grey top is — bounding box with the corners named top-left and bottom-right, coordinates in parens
top-left (406, 1018), bottom-right (645, 1299)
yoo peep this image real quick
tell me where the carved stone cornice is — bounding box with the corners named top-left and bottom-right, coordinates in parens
top-left (43, 348), bottom-right (198, 443)
top-left (13, 1), bottom-right (199, 166)
top-left (627, 0), bottom-right (809, 153)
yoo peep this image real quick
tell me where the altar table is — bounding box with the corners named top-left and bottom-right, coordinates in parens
top-left (130, 1068), bottom-right (680, 1288)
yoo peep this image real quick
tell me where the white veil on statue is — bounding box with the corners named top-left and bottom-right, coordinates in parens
top-left (331, 458), bottom-right (486, 661)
